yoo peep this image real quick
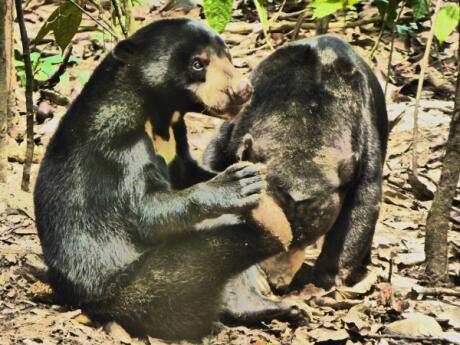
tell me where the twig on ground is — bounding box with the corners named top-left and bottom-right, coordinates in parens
top-left (364, 334), bottom-right (455, 343)
top-left (291, 10), bottom-right (307, 40)
top-left (278, 9), bottom-right (310, 20)
top-left (14, 0), bottom-right (34, 192)
top-left (226, 16), bottom-right (386, 34)
top-left (68, 0), bottom-right (119, 39)
top-left (40, 89), bottom-right (70, 106)
top-left (411, 286), bottom-right (460, 298)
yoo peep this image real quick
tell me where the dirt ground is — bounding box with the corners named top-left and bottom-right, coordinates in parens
top-left (0, 1), bottom-right (459, 344)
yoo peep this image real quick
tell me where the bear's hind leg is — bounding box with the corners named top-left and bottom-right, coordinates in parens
top-left (88, 225), bottom-right (283, 341)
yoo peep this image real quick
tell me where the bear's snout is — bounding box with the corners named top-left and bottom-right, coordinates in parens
top-left (234, 80), bottom-right (253, 104)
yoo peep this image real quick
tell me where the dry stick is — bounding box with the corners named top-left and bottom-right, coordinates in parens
top-left (68, 0), bottom-right (119, 39)
top-left (225, 16), bottom-right (385, 34)
top-left (291, 10), bottom-right (307, 40)
top-left (86, 0), bottom-right (119, 38)
top-left (364, 334), bottom-right (452, 342)
top-left (411, 0), bottom-right (443, 183)
top-left (270, 0), bottom-right (288, 24)
top-left (384, 1), bottom-right (405, 96)
top-left (14, 0), bottom-right (34, 192)
top-left (111, 0), bottom-right (128, 38)
top-left (369, 0), bottom-right (392, 60)
top-left (412, 286), bottom-right (460, 297)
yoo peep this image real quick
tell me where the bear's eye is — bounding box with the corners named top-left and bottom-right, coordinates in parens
top-left (192, 59), bottom-right (205, 71)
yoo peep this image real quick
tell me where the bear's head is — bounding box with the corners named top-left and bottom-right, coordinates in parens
top-left (112, 18), bottom-right (252, 117)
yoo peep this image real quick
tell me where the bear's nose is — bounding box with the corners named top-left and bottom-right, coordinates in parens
top-left (236, 80), bottom-right (253, 103)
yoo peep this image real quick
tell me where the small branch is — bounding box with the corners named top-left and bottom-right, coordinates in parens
top-left (411, 286), bottom-right (460, 298)
top-left (384, 1), bottom-right (405, 96)
top-left (111, 0), bottom-right (128, 38)
top-left (225, 16), bottom-right (385, 34)
top-left (68, 0), bottom-right (119, 39)
top-left (291, 10), bottom-right (307, 40)
top-left (15, 0), bottom-right (34, 192)
top-left (38, 46), bottom-right (73, 90)
top-left (369, 0), bottom-right (392, 60)
top-left (86, 0), bottom-right (119, 38)
top-left (410, 0), bottom-right (443, 182)
top-left (278, 9), bottom-right (311, 20)
top-left (364, 334), bottom-right (454, 342)
top-left (270, 0), bottom-right (288, 24)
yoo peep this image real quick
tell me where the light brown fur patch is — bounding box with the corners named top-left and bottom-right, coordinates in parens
top-left (188, 52), bottom-right (242, 113)
top-left (144, 118), bottom-right (177, 164)
top-left (260, 246), bottom-right (306, 291)
top-left (248, 193), bottom-right (292, 251)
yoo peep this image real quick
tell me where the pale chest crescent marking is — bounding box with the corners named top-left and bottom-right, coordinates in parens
top-left (144, 111), bottom-right (181, 165)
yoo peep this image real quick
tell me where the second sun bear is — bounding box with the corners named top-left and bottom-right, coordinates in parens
top-left (205, 36), bottom-right (388, 297)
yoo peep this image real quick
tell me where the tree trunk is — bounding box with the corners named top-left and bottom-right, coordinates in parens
top-left (424, 25), bottom-right (460, 283)
top-left (0, 0), bottom-right (14, 183)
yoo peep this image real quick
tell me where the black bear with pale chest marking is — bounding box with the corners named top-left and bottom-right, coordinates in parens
top-left (34, 18), bottom-right (290, 341)
top-left (205, 35), bottom-right (388, 292)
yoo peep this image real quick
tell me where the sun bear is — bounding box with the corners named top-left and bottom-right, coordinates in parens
top-left (204, 35), bottom-right (388, 293)
top-left (34, 18), bottom-right (294, 341)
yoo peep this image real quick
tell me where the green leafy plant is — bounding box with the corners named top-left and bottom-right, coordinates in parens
top-left (408, 0), bottom-right (431, 21)
top-left (203, 0), bottom-right (233, 32)
top-left (203, 0), bottom-right (269, 33)
top-left (308, 0), bottom-right (360, 19)
top-left (375, 0), bottom-right (397, 28)
top-left (15, 51), bottom-right (79, 87)
top-left (434, 3), bottom-right (460, 43)
top-left (35, 1), bottom-right (82, 51)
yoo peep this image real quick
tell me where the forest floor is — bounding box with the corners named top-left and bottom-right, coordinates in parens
top-left (1, 0), bottom-right (459, 344)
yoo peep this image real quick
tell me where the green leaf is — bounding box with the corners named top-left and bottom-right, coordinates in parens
top-left (309, 0), bottom-right (343, 19)
top-left (18, 71), bottom-right (26, 87)
top-left (30, 51), bottom-right (41, 63)
top-left (40, 62), bottom-right (55, 77)
top-left (203, 0), bottom-right (233, 33)
top-left (408, 0), bottom-right (430, 21)
top-left (35, 1), bottom-right (82, 51)
top-left (434, 4), bottom-right (460, 43)
top-left (35, 70), bottom-right (49, 81)
top-left (375, 0), bottom-right (397, 28)
top-left (43, 55), bottom-right (65, 64)
top-left (253, 0), bottom-right (269, 32)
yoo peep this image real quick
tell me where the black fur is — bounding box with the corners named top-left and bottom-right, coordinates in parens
top-left (34, 18), bottom-right (283, 340)
top-left (204, 35), bottom-right (388, 288)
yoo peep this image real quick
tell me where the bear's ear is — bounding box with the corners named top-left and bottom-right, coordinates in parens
top-left (237, 133), bottom-right (254, 161)
top-left (302, 44), bottom-right (317, 64)
top-left (112, 39), bottom-right (137, 63)
top-left (287, 188), bottom-right (311, 203)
